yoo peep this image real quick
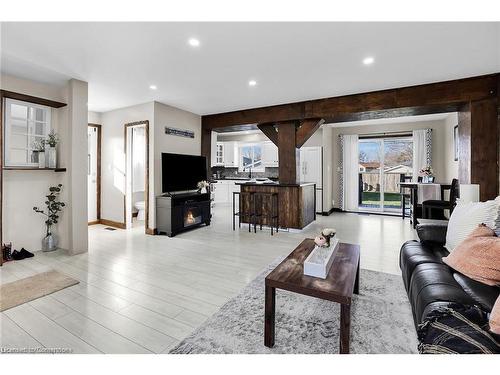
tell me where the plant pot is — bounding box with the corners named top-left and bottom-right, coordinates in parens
top-left (47, 146), bottom-right (57, 168)
top-left (42, 233), bottom-right (57, 252)
top-left (31, 150), bottom-right (39, 164)
top-left (38, 151), bottom-right (46, 169)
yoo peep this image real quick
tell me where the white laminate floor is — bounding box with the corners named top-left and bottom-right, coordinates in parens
top-left (0, 204), bottom-right (417, 353)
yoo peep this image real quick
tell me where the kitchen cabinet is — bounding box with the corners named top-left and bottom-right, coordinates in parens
top-left (300, 146), bottom-right (323, 213)
top-left (223, 141), bottom-right (239, 167)
top-left (215, 142), bottom-right (224, 166)
top-left (262, 141), bottom-right (279, 167)
top-left (210, 131), bottom-right (219, 167)
top-left (212, 180), bottom-right (241, 203)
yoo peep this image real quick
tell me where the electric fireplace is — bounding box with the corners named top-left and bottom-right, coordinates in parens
top-left (156, 192), bottom-right (211, 237)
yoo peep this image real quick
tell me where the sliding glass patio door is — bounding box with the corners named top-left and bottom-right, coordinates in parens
top-left (358, 136), bottom-right (413, 213)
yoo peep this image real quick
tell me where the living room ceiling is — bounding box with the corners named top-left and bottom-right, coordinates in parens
top-left (1, 22), bottom-right (499, 115)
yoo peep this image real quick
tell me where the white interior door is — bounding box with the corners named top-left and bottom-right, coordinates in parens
top-left (87, 127), bottom-right (98, 222)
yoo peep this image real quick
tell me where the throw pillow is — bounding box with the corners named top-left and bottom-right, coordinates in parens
top-left (491, 296), bottom-right (500, 335)
top-left (445, 197), bottom-right (500, 252)
top-left (443, 224), bottom-right (500, 286)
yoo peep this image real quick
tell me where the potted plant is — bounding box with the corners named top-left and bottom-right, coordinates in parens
top-left (33, 184), bottom-right (66, 252)
top-left (197, 180), bottom-right (210, 194)
top-left (31, 139), bottom-right (45, 165)
top-left (44, 130), bottom-right (59, 168)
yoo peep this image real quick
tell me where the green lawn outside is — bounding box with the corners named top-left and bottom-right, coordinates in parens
top-left (361, 192), bottom-right (401, 207)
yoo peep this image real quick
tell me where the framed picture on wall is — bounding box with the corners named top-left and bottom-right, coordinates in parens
top-left (453, 125), bottom-right (459, 161)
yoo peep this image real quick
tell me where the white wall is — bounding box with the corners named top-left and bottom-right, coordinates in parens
top-left (100, 102), bottom-right (154, 226)
top-left (1, 74), bottom-right (88, 254)
top-left (153, 102), bottom-right (201, 226)
top-left (88, 111), bottom-right (102, 124)
top-left (324, 116), bottom-right (459, 209)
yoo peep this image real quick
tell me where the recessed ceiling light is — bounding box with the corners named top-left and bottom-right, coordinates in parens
top-left (248, 80), bottom-right (257, 87)
top-left (363, 57), bottom-right (375, 65)
top-left (149, 85), bottom-right (157, 90)
top-left (188, 38), bottom-right (200, 47)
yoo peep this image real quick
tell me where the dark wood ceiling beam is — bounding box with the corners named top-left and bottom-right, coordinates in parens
top-left (202, 73), bottom-right (498, 128)
top-left (257, 123), bottom-right (279, 146)
top-left (296, 118), bottom-right (325, 148)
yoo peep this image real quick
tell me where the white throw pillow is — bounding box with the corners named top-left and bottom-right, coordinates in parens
top-left (445, 197), bottom-right (500, 252)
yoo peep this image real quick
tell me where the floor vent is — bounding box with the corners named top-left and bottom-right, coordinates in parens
top-left (104, 227), bottom-right (117, 231)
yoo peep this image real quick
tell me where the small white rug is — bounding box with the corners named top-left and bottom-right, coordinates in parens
top-left (170, 260), bottom-right (418, 354)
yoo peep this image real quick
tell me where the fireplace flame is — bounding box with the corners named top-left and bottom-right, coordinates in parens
top-left (186, 212), bottom-right (195, 224)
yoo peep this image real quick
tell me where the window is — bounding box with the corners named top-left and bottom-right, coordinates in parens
top-left (239, 144), bottom-right (263, 172)
top-left (3, 98), bottom-right (51, 167)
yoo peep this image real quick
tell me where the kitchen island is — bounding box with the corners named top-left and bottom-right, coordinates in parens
top-left (235, 181), bottom-right (316, 230)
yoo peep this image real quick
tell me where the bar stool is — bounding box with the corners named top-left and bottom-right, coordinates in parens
top-left (233, 191), bottom-right (256, 232)
top-left (254, 192), bottom-right (279, 236)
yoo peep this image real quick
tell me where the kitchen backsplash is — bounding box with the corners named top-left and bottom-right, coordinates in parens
top-left (212, 166), bottom-right (279, 180)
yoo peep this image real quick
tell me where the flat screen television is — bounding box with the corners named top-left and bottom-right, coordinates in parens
top-left (161, 153), bottom-right (207, 193)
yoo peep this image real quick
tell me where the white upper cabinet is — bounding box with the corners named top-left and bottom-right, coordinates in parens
top-left (210, 131), bottom-right (219, 167)
top-left (262, 141), bottom-right (279, 167)
top-left (223, 141), bottom-right (239, 167)
top-left (214, 142), bottom-right (224, 166)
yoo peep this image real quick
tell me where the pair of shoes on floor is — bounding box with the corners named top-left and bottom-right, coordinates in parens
top-left (11, 248), bottom-right (35, 261)
top-left (2, 243), bottom-right (13, 262)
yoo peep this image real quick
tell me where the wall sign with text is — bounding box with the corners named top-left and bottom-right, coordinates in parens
top-left (165, 126), bottom-right (195, 138)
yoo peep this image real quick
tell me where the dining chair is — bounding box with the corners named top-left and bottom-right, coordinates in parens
top-left (400, 174), bottom-right (412, 219)
top-left (421, 178), bottom-right (459, 219)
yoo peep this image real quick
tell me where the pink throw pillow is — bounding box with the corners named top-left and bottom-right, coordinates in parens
top-left (442, 224), bottom-right (500, 286)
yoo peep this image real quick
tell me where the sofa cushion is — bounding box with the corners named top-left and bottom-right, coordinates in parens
top-left (443, 224), bottom-right (500, 286)
top-left (453, 273), bottom-right (500, 311)
top-left (418, 305), bottom-right (500, 354)
top-left (400, 240), bottom-right (449, 292)
top-left (408, 263), bottom-right (475, 325)
top-left (491, 296), bottom-right (500, 335)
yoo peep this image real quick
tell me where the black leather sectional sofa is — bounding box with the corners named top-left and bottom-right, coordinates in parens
top-left (400, 223), bottom-right (499, 329)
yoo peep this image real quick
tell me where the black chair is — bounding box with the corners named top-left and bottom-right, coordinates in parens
top-left (422, 178), bottom-right (459, 219)
top-left (253, 192), bottom-right (279, 235)
top-left (233, 191), bottom-right (256, 232)
top-left (400, 174), bottom-right (412, 219)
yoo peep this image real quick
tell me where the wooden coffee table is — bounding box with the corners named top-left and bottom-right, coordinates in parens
top-left (264, 239), bottom-right (360, 354)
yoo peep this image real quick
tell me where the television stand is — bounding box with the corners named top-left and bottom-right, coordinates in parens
top-left (156, 191), bottom-right (211, 237)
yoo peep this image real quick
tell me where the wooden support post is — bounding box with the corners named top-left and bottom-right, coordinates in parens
top-left (277, 121), bottom-right (300, 184)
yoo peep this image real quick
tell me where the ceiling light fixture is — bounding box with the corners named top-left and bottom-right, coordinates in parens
top-left (363, 56), bottom-right (375, 65)
top-left (149, 85), bottom-right (157, 90)
top-left (188, 38), bottom-right (200, 47)
top-left (248, 80), bottom-right (257, 87)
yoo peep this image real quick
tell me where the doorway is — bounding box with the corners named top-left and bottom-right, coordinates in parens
top-left (87, 124), bottom-right (101, 224)
top-left (358, 136), bottom-right (413, 213)
top-left (124, 120), bottom-right (149, 233)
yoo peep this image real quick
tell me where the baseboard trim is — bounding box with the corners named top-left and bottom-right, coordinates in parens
top-left (100, 219), bottom-right (126, 229)
top-left (321, 207), bottom-right (340, 216)
top-left (145, 228), bottom-right (157, 235)
top-left (88, 220), bottom-right (101, 226)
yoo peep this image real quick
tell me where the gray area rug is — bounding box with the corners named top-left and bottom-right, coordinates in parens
top-left (170, 260), bottom-right (418, 354)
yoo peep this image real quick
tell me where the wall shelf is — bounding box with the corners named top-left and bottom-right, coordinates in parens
top-left (3, 167), bottom-right (67, 172)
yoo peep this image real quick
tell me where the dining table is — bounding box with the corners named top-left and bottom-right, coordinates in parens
top-left (398, 182), bottom-right (451, 227)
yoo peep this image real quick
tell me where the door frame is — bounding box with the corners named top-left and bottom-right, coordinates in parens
top-left (88, 123), bottom-right (102, 225)
top-left (123, 120), bottom-right (150, 234)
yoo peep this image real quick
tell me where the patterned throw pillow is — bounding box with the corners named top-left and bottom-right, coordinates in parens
top-left (418, 305), bottom-right (500, 354)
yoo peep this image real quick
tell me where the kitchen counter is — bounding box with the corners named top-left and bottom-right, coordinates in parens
top-left (237, 182), bottom-right (316, 229)
top-left (235, 181), bottom-right (315, 187)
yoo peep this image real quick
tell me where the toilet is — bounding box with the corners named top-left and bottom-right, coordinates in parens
top-left (135, 201), bottom-right (145, 221)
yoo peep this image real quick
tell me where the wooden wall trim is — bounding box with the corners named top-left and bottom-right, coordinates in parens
top-left (202, 73), bottom-right (498, 128)
top-left (0, 89), bottom-right (67, 108)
